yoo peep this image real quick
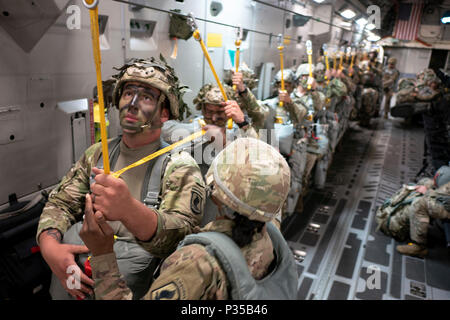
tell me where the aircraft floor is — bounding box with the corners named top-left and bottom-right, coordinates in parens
top-left (281, 117), bottom-right (450, 300)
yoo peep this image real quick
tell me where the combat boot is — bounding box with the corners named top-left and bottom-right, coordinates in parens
top-left (396, 243), bottom-right (428, 258)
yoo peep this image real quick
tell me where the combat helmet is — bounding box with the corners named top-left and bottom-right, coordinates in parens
top-left (193, 83), bottom-right (234, 110)
top-left (112, 56), bottom-right (189, 120)
top-left (434, 165), bottom-right (450, 188)
top-left (295, 63), bottom-right (314, 80)
top-left (223, 63), bottom-right (259, 90)
top-left (314, 62), bottom-right (325, 82)
top-left (273, 69), bottom-right (296, 84)
top-left (388, 57), bottom-right (397, 65)
top-left (205, 137), bottom-right (291, 222)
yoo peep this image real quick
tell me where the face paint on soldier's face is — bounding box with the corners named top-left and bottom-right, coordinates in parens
top-left (284, 82), bottom-right (295, 94)
top-left (299, 77), bottom-right (309, 89)
top-left (202, 104), bottom-right (227, 127)
top-left (118, 82), bottom-right (161, 133)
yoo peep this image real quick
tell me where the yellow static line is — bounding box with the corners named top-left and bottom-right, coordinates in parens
top-left (278, 46), bottom-right (285, 107)
top-left (88, 5), bottom-right (110, 173)
top-left (193, 30), bottom-right (233, 129)
top-left (112, 130), bottom-right (206, 178)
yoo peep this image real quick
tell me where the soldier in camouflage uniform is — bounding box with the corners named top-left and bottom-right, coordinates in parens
top-left (223, 65), bottom-right (268, 131)
top-left (293, 63), bottom-right (330, 190)
top-left (36, 57), bottom-right (206, 300)
top-left (368, 49), bottom-right (383, 106)
top-left (162, 83), bottom-right (258, 153)
top-left (261, 69), bottom-right (307, 132)
top-left (376, 178), bottom-right (435, 242)
top-left (81, 137), bottom-right (298, 300)
top-left (260, 69), bottom-right (307, 217)
top-left (397, 165), bottom-right (450, 258)
top-left (382, 57), bottom-right (400, 119)
top-left (358, 60), bottom-right (379, 127)
top-left (316, 64), bottom-right (348, 154)
top-left (162, 83), bottom-right (258, 227)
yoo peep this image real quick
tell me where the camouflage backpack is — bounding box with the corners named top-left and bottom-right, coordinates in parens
top-left (396, 78), bottom-right (416, 104)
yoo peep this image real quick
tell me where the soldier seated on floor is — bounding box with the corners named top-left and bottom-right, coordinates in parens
top-left (376, 165), bottom-right (450, 258)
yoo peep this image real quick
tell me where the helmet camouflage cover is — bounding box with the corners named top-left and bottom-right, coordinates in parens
top-left (223, 64), bottom-right (259, 90)
top-left (388, 57), bottom-right (397, 65)
top-left (296, 63), bottom-right (314, 79)
top-left (314, 62), bottom-right (325, 82)
top-left (193, 83), bottom-right (234, 110)
top-left (205, 137), bottom-right (291, 222)
top-left (274, 69), bottom-right (296, 84)
top-left (112, 55), bottom-right (190, 120)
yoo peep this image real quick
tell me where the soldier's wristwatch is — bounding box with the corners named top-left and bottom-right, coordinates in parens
top-left (237, 114), bottom-right (250, 128)
top-left (238, 87), bottom-right (247, 96)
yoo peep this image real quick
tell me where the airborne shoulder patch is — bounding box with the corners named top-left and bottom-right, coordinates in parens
top-left (190, 189), bottom-right (203, 215)
top-left (151, 281), bottom-right (180, 300)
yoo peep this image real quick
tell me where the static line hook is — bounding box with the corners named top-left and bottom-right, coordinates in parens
top-left (83, 0), bottom-right (99, 9)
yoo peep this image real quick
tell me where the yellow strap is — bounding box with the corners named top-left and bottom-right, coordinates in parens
top-left (349, 54), bottom-right (355, 76)
top-left (88, 5), bottom-right (110, 174)
top-left (278, 46), bottom-right (285, 107)
top-left (307, 54), bottom-right (313, 90)
top-left (193, 30), bottom-right (233, 129)
top-left (112, 130), bottom-right (206, 178)
top-left (233, 39), bottom-right (241, 92)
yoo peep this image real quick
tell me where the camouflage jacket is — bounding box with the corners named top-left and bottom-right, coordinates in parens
top-left (382, 67), bottom-right (399, 91)
top-left (36, 138), bottom-right (206, 258)
top-left (231, 88), bottom-right (270, 131)
top-left (261, 95), bottom-right (307, 126)
top-left (376, 178), bottom-right (437, 241)
top-left (90, 219), bottom-right (274, 300)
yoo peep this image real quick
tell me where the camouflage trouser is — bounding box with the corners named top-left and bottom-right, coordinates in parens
top-left (49, 222), bottom-right (156, 300)
top-left (410, 196), bottom-right (450, 245)
top-left (351, 85), bottom-right (362, 121)
top-left (359, 88), bottom-right (378, 126)
top-left (327, 119), bottom-right (339, 152)
top-left (314, 152), bottom-right (330, 189)
top-left (383, 206), bottom-right (412, 242)
top-left (384, 90), bottom-right (393, 116)
top-left (303, 152), bottom-right (318, 190)
top-left (284, 138), bottom-right (307, 218)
